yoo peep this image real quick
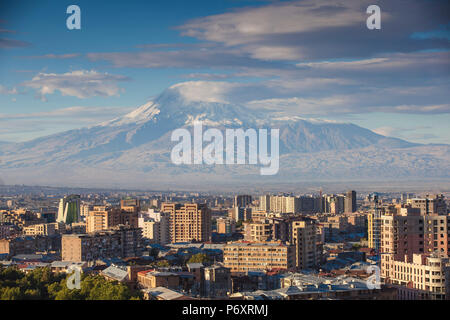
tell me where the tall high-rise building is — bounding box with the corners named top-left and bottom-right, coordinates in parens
top-left (161, 203), bottom-right (211, 243)
top-left (228, 207), bottom-right (252, 222)
top-left (259, 195), bottom-right (270, 211)
top-left (57, 195), bottom-right (81, 224)
top-left (86, 205), bottom-right (138, 233)
top-left (217, 217), bottom-right (236, 235)
top-left (120, 198), bottom-right (140, 213)
top-left (368, 194), bottom-right (381, 251)
top-left (380, 196), bottom-right (450, 297)
top-left (290, 218), bottom-right (319, 269)
top-left (80, 203), bottom-right (92, 218)
top-left (407, 194), bottom-right (447, 215)
top-left (243, 221), bottom-right (272, 242)
top-left (259, 194), bottom-right (323, 214)
top-left (138, 209), bottom-right (170, 245)
top-left (382, 253), bottom-right (450, 300)
top-left (380, 204), bottom-right (450, 262)
top-left (345, 190), bottom-right (357, 213)
top-left (234, 195), bottom-right (252, 208)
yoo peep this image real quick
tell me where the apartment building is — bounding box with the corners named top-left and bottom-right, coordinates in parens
top-left (0, 224), bottom-right (19, 239)
top-left (217, 217), bottom-right (236, 234)
top-left (407, 194), bottom-right (447, 216)
top-left (379, 197), bottom-right (450, 299)
top-left (259, 195), bottom-right (270, 211)
top-left (61, 225), bottom-right (143, 261)
top-left (243, 221), bottom-right (272, 242)
top-left (291, 218), bottom-right (318, 269)
top-left (120, 198), bottom-right (140, 214)
top-left (80, 203), bottom-right (92, 218)
top-left (161, 203), bottom-right (211, 243)
top-left (86, 205), bottom-right (138, 233)
top-left (0, 209), bottom-right (45, 229)
top-left (228, 207), bottom-right (252, 222)
top-left (380, 205), bottom-right (450, 262)
top-left (322, 213), bottom-right (366, 241)
top-left (234, 195), bottom-right (252, 208)
top-left (251, 209), bottom-right (268, 222)
top-left (383, 253), bottom-right (450, 300)
top-left (345, 190), bottom-right (357, 213)
top-left (0, 235), bottom-right (61, 256)
top-left (203, 263), bottom-right (231, 298)
top-left (23, 223), bottom-right (56, 236)
top-left (138, 210), bottom-right (170, 245)
top-left (259, 215), bottom-right (320, 269)
top-left (223, 241), bottom-right (296, 272)
top-left (137, 270), bottom-right (180, 289)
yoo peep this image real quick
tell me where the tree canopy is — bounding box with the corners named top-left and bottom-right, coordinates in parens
top-left (187, 253), bottom-right (210, 264)
top-left (0, 266), bottom-right (142, 300)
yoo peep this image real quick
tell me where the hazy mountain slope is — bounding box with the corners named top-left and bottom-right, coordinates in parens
top-left (0, 85), bottom-right (446, 188)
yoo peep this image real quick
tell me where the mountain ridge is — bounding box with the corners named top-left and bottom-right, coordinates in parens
top-left (0, 87), bottom-right (448, 188)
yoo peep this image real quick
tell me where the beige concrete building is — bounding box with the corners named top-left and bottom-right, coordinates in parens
top-left (86, 205), bottom-right (138, 233)
top-left (80, 204), bottom-right (92, 218)
top-left (223, 241), bottom-right (295, 272)
top-left (86, 206), bottom-right (117, 233)
top-left (161, 203), bottom-right (211, 243)
top-left (407, 194), bottom-right (447, 216)
top-left (228, 207), bottom-right (253, 222)
top-left (217, 217), bottom-right (236, 234)
top-left (23, 223), bottom-right (56, 236)
top-left (243, 221), bottom-right (272, 242)
top-left (383, 253), bottom-right (450, 300)
top-left (61, 225), bottom-right (143, 261)
top-left (138, 210), bottom-right (170, 245)
top-left (380, 205), bottom-right (450, 262)
top-left (379, 198), bottom-right (450, 299)
top-left (291, 218), bottom-right (318, 269)
top-left (259, 195), bottom-right (270, 211)
top-left (251, 209), bottom-right (268, 222)
top-left (259, 195), bottom-right (302, 214)
top-left (137, 270), bottom-right (180, 289)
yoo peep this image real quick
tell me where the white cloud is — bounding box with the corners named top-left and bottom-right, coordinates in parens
top-left (0, 85), bottom-right (18, 95)
top-left (246, 96), bottom-right (353, 114)
top-left (0, 106), bottom-right (134, 120)
top-left (161, 80), bottom-right (450, 116)
top-left (373, 126), bottom-right (397, 137)
top-left (181, 0), bottom-right (367, 46)
top-left (296, 52), bottom-right (450, 71)
top-left (27, 53), bottom-right (81, 59)
top-left (388, 104), bottom-right (450, 113)
top-left (169, 81), bottom-right (240, 103)
top-left (22, 70), bottom-right (128, 100)
top-left (0, 106), bottom-right (134, 142)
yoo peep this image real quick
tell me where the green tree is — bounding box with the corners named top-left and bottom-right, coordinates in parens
top-left (156, 260), bottom-right (170, 268)
top-left (0, 287), bottom-right (23, 300)
top-left (0, 266), bottom-right (141, 300)
top-left (187, 253), bottom-right (210, 264)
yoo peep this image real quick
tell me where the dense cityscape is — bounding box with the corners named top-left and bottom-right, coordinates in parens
top-left (0, 186), bottom-right (449, 300)
top-left (0, 0), bottom-right (448, 312)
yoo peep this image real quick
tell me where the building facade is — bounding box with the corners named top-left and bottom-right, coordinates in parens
top-left (223, 241), bottom-right (296, 272)
top-left (161, 203), bottom-right (211, 243)
top-left (61, 225), bottom-right (143, 261)
top-left (57, 195), bottom-right (81, 224)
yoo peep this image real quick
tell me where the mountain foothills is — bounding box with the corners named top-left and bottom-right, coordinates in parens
top-left (0, 86), bottom-right (448, 189)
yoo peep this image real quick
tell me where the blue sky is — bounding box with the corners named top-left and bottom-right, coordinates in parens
top-left (0, 0), bottom-right (449, 143)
